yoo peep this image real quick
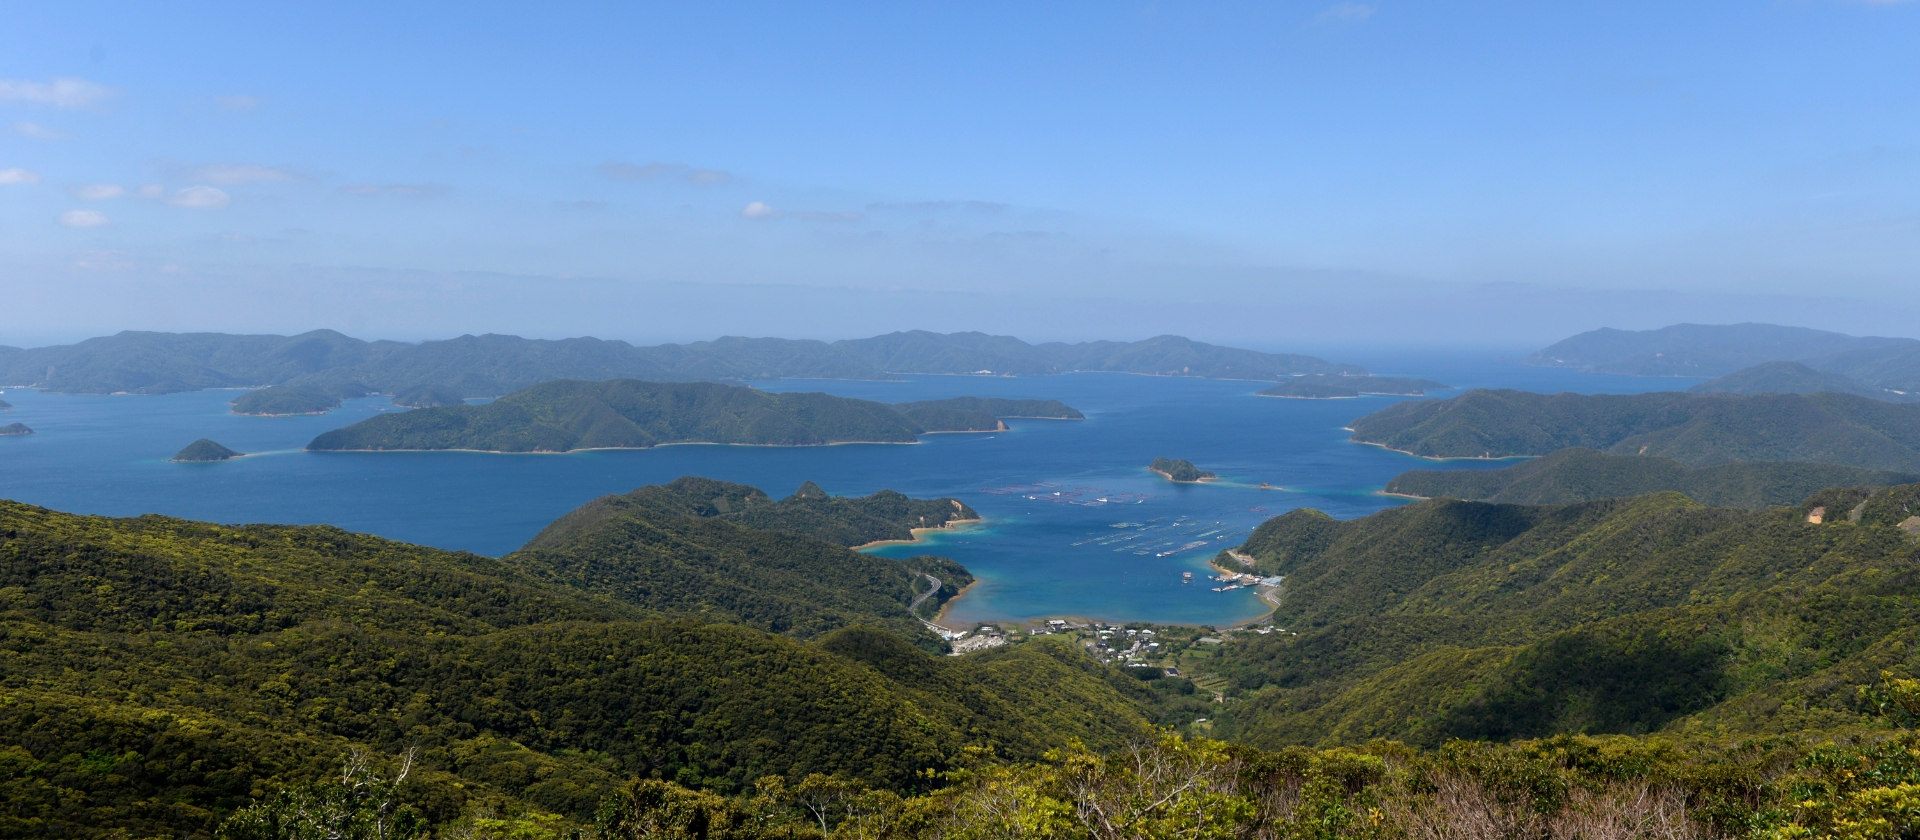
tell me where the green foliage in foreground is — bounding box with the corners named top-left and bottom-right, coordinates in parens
top-left (1150, 458), bottom-right (1215, 482)
top-left (232, 386), bottom-right (342, 416)
top-left (209, 692), bottom-right (1920, 840)
top-left (1212, 486), bottom-right (1920, 750)
top-left (173, 438), bottom-right (245, 462)
top-left (0, 496), bottom-right (1151, 838)
top-left (1386, 447), bottom-right (1919, 508)
top-left (1349, 388), bottom-right (1920, 470)
top-left (308, 380), bottom-right (1069, 453)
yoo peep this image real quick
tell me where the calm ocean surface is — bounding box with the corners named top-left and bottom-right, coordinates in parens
top-left (0, 353), bottom-right (1699, 628)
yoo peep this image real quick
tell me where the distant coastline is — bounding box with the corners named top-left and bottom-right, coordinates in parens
top-left (854, 516), bottom-right (983, 550)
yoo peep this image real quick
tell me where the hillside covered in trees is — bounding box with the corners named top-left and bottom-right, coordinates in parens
top-left (1349, 388), bottom-right (1920, 470)
top-left (1386, 447), bottom-right (1919, 507)
top-left (1256, 374), bottom-right (1450, 399)
top-left (307, 380), bottom-right (1068, 452)
top-left (1209, 484), bottom-right (1920, 750)
top-left (0, 489), bottom-right (1150, 838)
top-left (0, 329), bottom-right (1365, 396)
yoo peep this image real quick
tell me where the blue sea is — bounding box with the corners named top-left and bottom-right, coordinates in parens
top-left (0, 353), bottom-right (1698, 628)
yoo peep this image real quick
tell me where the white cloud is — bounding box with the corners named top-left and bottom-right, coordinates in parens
top-left (339, 183), bottom-right (451, 197)
top-left (599, 161), bottom-right (734, 185)
top-left (14, 121), bottom-right (67, 139)
top-left (216, 95), bottom-right (262, 111)
top-left (194, 163), bottom-right (295, 184)
top-left (741, 201), bottom-right (777, 219)
top-left (136, 184), bottom-right (164, 198)
top-left (0, 168), bottom-right (38, 185)
top-left (58, 209), bottom-right (110, 228)
top-left (0, 77), bottom-right (114, 108)
top-left (167, 186), bottom-right (231, 209)
top-left (1317, 2), bottom-right (1375, 22)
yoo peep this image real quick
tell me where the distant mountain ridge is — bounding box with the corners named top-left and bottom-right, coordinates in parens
top-left (1348, 388), bottom-right (1920, 471)
top-left (1523, 322), bottom-right (1920, 390)
top-left (0, 329), bottom-right (1366, 395)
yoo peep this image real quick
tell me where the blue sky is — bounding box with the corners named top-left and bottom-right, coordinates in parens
top-left (2, 1), bottom-right (1917, 348)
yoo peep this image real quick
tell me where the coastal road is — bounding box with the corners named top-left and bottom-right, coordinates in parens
top-left (908, 573), bottom-right (943, 616)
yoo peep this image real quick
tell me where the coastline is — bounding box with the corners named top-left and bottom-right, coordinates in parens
top-left (1150, 467), bottom-right (1219, 484)
top-left (929, 579), bottom-right (979, 629)
top-left (309, 438), bottom-right (928, 454)
top-left (1376, 490), bottom-right (1429, 500)
top-left (853, 516), bottom-right (983, 551)
top-left (1349, 439), bottom-right (1535, 462)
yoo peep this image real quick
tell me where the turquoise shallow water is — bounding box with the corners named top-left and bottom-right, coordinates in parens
top-left (0, 355), bottom-right (1697, 627)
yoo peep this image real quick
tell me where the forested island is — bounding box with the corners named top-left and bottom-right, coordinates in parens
top-left (0, 422), bottom-right (31, 436)
top-left (0, 398), bottom-right (10, 410)
top-left (308, 379), bottom-right (1080, 452)
top-left (230, 385), bottom-right (341, 416)
top-left (1386, 446), bottom-right (1918, 507)
top-left (170, 439), bottom-right (245, 462)
top-left (1349, 388), bottom-right (1920, 470)
top-left (0, 328), bottom-right (1368, 396)
top-left (1256, 374), bottom-right (1450, 399)
top-left (1149, 457), bottom-right (1216, 482)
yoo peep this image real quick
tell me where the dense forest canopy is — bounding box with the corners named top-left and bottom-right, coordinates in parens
top-left (1387, 447), bottom-right (1920, 507)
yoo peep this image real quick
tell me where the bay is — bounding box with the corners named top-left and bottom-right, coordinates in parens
top-left (0, 353), bottom-right (1696, 628)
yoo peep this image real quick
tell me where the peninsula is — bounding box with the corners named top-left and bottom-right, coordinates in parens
top-left (1150, 457), bottom-right (1216, 482)
top-left (171, 439), bottom-right (245, 462)
top-left (0, 398), bottom-right (10, 410)
top-left (307, 378), bottom-right (1084, 452)
top-left (1385, 446), bottom-right (1918, 508)
top-left (1256, 374), bottom-right (1449, 399)
top-left (231, 385), bottom-right (340, 416)
top-left (1348, 388), bottom-right (1920, 471)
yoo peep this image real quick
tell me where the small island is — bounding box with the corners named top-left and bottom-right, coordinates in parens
top-left (0, 398), bottom-right (12, 411)
top-left (0, 422), bottom-right (32, 436)
top-left (392, 383), bottom-right (467, 408)
top-left (1257, 374), bottom-right (1450, 399)
top-left (1150, 457), bottom-right (1216, 482)
top-left (232, 386), bottom-right (342, 416)
top-left (172, 438), bottom-right (245, 462)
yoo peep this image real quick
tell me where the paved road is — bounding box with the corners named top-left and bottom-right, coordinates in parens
top-left (908, 573), bottom-right (943, 615)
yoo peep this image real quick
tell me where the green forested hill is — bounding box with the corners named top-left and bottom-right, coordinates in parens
top-left (1688, 360), bottom-right (1916, 402)
top-left (1149, 458), bottom-right (1215, 482)
top-left (308, 380), bottom-right (951, 452)
top-left (0, 329), bottom-right (1365, 395)
top-left (892, 396), bottom-right (1082, 431)
top-left (0, 496), bottom-right (1148, 838)
top-left (390, 383), bottom-right (465, 407)
top-left (512, 477), bottom-right (976, 636)
top-left (1386, 447), bottom-right (1919, 507)
top-left (1349, 388), bottom-right (1920, 470)
top-left (230, 385), bottom-right (341, 416)
top-left (1210, 487), bottom-right (1920, 749)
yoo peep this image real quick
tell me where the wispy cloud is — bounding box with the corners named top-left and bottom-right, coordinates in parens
top-left (739, 201), bottom-right (863, 221)
top-left (339, 183), bottom-right (451, 198)
top-left (14, 121), bottom-right (68, 140)
top-left (58, 209), bottom-right (110, 227)
top-left (0, 168), bottom-right (38, 185)
top-left (166, 186), bottom-right (231, 209)
top-left (599, 161), bottom-right (734, 185)
top-left (193, 163), bottom-right (296, 184)
top-left (741, 201), bottom-right (777, 219)
top-left (216, 95), bottom-right (262, 111)
top-left (868, 200), bottom-right (1009, 213)
top-left (71, 184), bottom-right (126, 200)
top-left (1317, 2), bottom-right (1375, 22)
top-left (0, 77), bottom-right (114, 108)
